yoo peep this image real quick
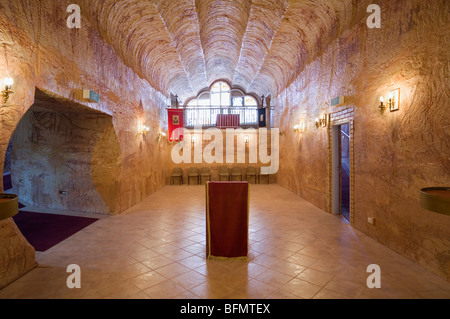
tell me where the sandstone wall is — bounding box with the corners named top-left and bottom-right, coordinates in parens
top-left (0, 218), bottom-right (35, 290)
top-left (11, 107), bottom-right (120, 215)
top-left (273, 0), bottom-right (450, 280)
top-left (0, 0), bottom-right (169, 287)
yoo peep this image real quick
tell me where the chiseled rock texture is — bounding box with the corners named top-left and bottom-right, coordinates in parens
top-left (0, 0), bottom-right (169, 287)
top-left (0, 0), bottom-right (448, 288)
top-left (74, 0), bottom-right (364, 103)
top-left (274, 0), bottom-right (450, 280)
top-left (11, 91), bottom-right (122, 215)
top-left (0, 219), bottom-right (35, 290)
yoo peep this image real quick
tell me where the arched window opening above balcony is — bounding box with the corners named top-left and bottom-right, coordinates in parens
top-left (185, 81), bottom-right (259, 128)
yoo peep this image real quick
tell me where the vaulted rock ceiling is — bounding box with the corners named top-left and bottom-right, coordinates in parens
top-left (77, 0), bottom-right (366, 103)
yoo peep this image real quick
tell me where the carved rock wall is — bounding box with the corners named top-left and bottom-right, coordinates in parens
top-left (273, 0), bottom-right (450, 280)
top-left (0, 0), bottom-right (169, 287)
top-left (0, 219), bottom-right (35, 289)
top-left (11, 108), bottom-right (121, 215)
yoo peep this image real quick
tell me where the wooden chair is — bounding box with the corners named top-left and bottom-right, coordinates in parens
top-left (170, 168), bottom-right (183, 185)
top-left (188, 167), bottom-right (200, 185)
top-left (259, 168), bottom-right (270, 184)
top-left (200, 167), bottom-right (211, 184)
top-left (245, 167), bottom-right (258, 184)
top-left (219, 167), bottom-right (230, 181)
top-left (230, 167), bottom-right (243, 181)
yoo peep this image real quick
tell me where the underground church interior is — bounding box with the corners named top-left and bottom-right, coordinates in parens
top-left (0, 0), bottom-right (449, 300)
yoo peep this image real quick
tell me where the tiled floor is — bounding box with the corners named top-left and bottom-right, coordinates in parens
top-left (1, 185), bottom-right (449, 299)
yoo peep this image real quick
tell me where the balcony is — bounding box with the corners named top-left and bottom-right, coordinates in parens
top-left (185, 107), bottom-right (258, 128)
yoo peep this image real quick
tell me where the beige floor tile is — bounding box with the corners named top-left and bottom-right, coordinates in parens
top-left (110, 262), bottom-right (152, 281)
top-left (247, 263), bottom-right (269, 278)
top-left (96, 279), bottom-right (142, 299)
top-left (313, 288), bottom-right (350, 299)
top-left (253, 269), bottom-right (294, 289)
top-left (141, 255), bottom-right (175, 270)
top-left (128, 248), bottom-right (160, 262)
top-left (286, 253), bottom-right (318, 268)
top-left (274, 261), bottom-right (306, 277)
top-left (156, 262), bottom-right (192, 279)
top-left (267, 289), bottom-right (301, 299)
top-left (178, 255), bottom-right (207, 270)
top-left (324, 277), bottom-right (367, 299)
top-left (164, 249), bottom-right (195, 262)
top-left (128, 271), bottom-right (167, 290)
top-left (173, 290), bottom-right (202, 299)
top-left (2, 185), bottom-right (449, 300)
top-left (280, 278), bottom-right (323, 299)
top-left (190, 281), bottom-right (238, 299)
top-left (172, 270), bottom-right (207, 290)
top-left (296, 268), bottom-right (335, 287)
top-left (243, 279), bottom-right (280, 299)
top-left (143, 279), bottom-right (188, 299)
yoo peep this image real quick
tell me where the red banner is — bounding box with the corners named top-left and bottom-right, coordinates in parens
top-left (168, 109), bottom-right (184, 142)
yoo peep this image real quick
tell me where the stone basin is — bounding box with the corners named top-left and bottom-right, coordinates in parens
top-left (0, 194), bottom-right (19, 221)
top-left (420, 187), bottom-right (450, 216)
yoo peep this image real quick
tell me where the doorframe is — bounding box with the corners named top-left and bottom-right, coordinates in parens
top-left (328, 107), bottom-right (355, 224)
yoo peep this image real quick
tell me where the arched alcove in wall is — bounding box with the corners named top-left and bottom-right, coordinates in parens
top-left (4, 88), bottom-right (122, 215)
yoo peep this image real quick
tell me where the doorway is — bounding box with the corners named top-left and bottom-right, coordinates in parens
top-left (332, 123), bottom-right (351, 221)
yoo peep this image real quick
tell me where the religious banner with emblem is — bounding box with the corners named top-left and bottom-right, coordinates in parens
top-left (168, 109), bottom-right (184, 142)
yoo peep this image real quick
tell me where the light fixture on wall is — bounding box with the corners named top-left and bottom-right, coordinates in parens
top-left (192, 135), bottom-right (198, 145)
top-left (244, 135), bottom-right (250, 144)
top-left (138, 121), bottom-right (150, 136)
top-left (379, 89), bottom-right (400, 113)
top-left (294, 121), bottom-right (306, 134)
top-left (315, 114), bottom-right (328, 129)
top-left (1, 77), bottom-right (14, 104)
top-left (388, 89), bottom-right (400, 112)
top-left (379, 96), bottom-right (386, 112)
top-left (157, 131), bottom-right (167, 142)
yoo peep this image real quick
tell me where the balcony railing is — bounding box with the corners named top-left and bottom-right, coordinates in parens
top-left (185, 107), bottom-right (258, 128)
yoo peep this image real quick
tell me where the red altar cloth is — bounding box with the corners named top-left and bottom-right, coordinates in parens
top-left (206, 182), bottom-right (249, 261)
top-left (216, 114), bottom-right (240, 129)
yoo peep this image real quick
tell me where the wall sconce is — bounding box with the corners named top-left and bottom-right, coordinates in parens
top-left (138, 122), bottom-right (150, 135)
top-left (244, 135), bottom-right (249, 144)
top-left (294, 121), bottom-right (306, 134)
top-left (315, 114), bottom-right (328, 129)
top-left (192, 135), bottom-right (198, 144)
top-left (1, 77), bottom-right (14, 104)
top-left (157, 131), bottom-right (166, 142)
top-left (379, 96), bottom-right (386, 112)
top-left (379, 89), bottom-right (400, 113)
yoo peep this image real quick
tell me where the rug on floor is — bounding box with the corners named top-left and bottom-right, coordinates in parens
top-left (13, 211), bottom-right (99, 252)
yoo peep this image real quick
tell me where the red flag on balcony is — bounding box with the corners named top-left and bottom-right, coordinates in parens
top-left (168, 109), bottom-right (184, 142)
